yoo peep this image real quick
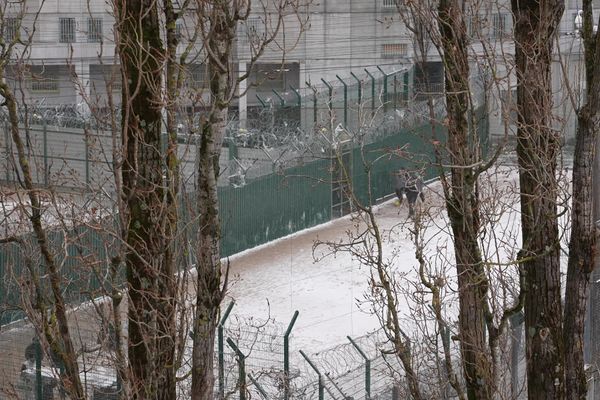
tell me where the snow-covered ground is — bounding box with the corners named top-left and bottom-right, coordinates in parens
top-left (222, 164), bottom-right (525, 355)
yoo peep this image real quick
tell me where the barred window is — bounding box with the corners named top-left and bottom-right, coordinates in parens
top-left (501, 89), bottom-right (518, 125)
top-left (30, 77), bottom-right (59, 93)
top-left (4, 18), bottom-right (19, 42)
top-left (59, 17), bottom-right (76, 43)
top-left (175, 20), bottom-right (184, 41)
top-left (244, 17), bottom-right (265, 43)
top-left (381, 43), bottom-right (408, 58)
top-left (87, 17), bottom-right (102, 43)
top-left (492, 13), bottom-right (507, 38)
top-left (189, 64), bottom-right (207, 89)
top-left (382, 0), bottom-right (402, 8)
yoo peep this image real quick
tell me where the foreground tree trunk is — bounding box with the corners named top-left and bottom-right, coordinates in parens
top-left (190, 4), bottom-right (230, 399)
top-left (511, 0), bottom-right (565, 398)
top-left (563, 1), bottom-right (600, 398)
top-left (437, 1), bottom-right (492, 398)
top-left (118, 0), bottom-right (176, 398)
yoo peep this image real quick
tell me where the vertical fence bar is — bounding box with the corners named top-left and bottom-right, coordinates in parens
top-left (299, 350), bottom-right (324, 400)
top-left (348, 336), bottom-right (371, 399)
top-left (219, 301), bottom-right (235, 399)
top-left (306, 81), bottom-right (318, 124)
top-left (321, 79), bottom-right (333, 132)
top-left (272, 89), bottom-right (286, 108)
top-left (43, 122), bottom-right (48, 186)
top-left (403, 71), bottom-right (409, 102)
top-left (84, 125), bottom-right (90, 186)
top-left (284, 310), bottom-right (299, 400)
top-left (350, 72), bottom-right (362, 128)
top-left (364, 69), bottom-right (376, 118)
top-left (226, 338), bottom-right (246, 400)
top-left (4, 123), bottom-right (9, 182)
top-left (255, 94), bottom-right (268, 108)
top-left (377, 66), bottom-right (389, 114)
top-left (290, 85), bottom-right (301, 107)
top-left (35, 338), bottom-right (42, 400)
top-left (393, 74), bottom-right (398, 110)
top-left (336, 75), bottom-right (348, 128)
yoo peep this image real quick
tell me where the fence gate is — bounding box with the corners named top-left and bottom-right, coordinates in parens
top-left (331, 145), bottom-right (352, 218)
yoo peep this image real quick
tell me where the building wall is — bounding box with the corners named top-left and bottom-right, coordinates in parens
top-left (5, 0), bottom-right (597, 142)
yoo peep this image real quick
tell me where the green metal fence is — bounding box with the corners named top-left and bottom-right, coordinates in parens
top-left (0, 59), bottom-right (488, 328)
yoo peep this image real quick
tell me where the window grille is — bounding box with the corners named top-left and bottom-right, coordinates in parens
top-left (189, 64), bottom-right (207, 89)
top-left (501, 89), bottom-right (518, 125)
top-left (30, 78), bottom-right (59, 93)
top-left (59, 17), bottom-right (76, 43)
top-left (492, 13), bottom-right (507, 38)
top-left (87, 18), bottom-right (102, 43)
top-left (244, 17), bottom-right (265, 44)
top-left (381, 43), bottom-right (408, 58)
top-left (382, 0), bottom-right (402, 8)
top-left (4, 18), bottom-right (19, 42)
top-left (175, 20), bottom-right (184, 41)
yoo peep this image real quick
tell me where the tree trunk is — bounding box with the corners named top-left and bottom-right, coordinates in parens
top-left (564, 1), bottom-right (600, 397)
top-left (118, 0), bottom-right (176, 398)
top-left (191, 10), bottom-right (230, 398)
top-left (437, 1), bottom-right (492, 398)
top-left (511, 0), bottom-right (565, 398)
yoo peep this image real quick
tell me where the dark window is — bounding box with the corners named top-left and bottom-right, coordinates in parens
top-left (4, 18), bottom-right (19, 42)
top-left (59, 18), bottom-right (76, 43)
top-left (87, 18), bottom-right (102, 43)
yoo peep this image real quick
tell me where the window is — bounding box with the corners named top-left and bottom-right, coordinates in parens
top-left (4, 18), bottom-right (19, 42)
top-left (382, 0), bottom-right (402, 8)
top-left (87, 17), bottom-right (102, 43)
top-left (466, 15), bottom-right (481, 40)
top-left (59, 17), bottom-right (76, 43)
top-left (501, 89), bottom-right (518, 125)
top-left (175, 20), bottom-right (184, 41)
top-left (189, 64), bottom-right (207, 89)
top-left (382, 43), bottom-right (408, 58)
top-left (492, 13), bottom-right (507, 38)
top-left (244, 17), bottom-right (265, 44)
top-left (30, 77), bottom-right (59, 93)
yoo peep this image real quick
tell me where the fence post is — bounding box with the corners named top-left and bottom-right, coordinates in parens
top-left (43, 122), bottom-right (48, 186)
top-left (226, 338), bottom-right (247, 400)
top-left (256, 94), bottom-right (268, 108)
top-left (350, 72), bottom-right (362, 128)
top-left (35, 337), bottom-right (43, 400)
top-left (321, 79), bottom-right (333, 132)
top-left (306, 81), bottom-right (318, 125)
top-left (403, 71), bottom-right (410, 102)
top-left (4, 123), bottom-right (9, 182)
top-left (290, 85), bottom-right (301, 107)
top-left (364, 69), bottom-right (376, 118)
top-left (272, 89), bottom-right (286, 108)
top-left (284, 310), bottom-right (299, 400)
top-left (84, 124), bottom-right (90, 186)
top-left (348, 335), bottom-right (371, 399)
top-left (299, 350), bottom-right (324, 400)
top-left (376, 66), bottom-right (389, 114)
top-left (336, 75), bottom-right (348, 128)
top-left (218, 301), bottom-right (235, 399)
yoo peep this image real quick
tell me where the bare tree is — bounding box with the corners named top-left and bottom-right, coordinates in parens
top-left (511, 0), bottom-right (565, 398)
top-left (0, 1), bottom-right (87, 399)
top-left (563, 0), bottom-right (600, 398)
